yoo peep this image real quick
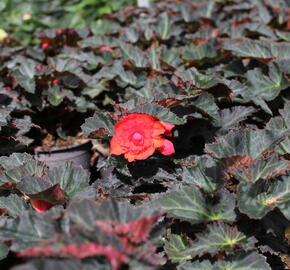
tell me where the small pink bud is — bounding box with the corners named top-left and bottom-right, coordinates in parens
top-left (41, 42), bottom-right (49, 50)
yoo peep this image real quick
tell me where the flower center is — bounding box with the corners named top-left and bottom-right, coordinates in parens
top-left (131, 132), bottom-right (144, 146)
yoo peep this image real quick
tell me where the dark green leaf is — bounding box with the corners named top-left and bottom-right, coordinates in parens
top-left (0, 159), bottom-right (46, 187)
top-left (13, 70), bottom-right (36, 93)
top-left (131, 103), bottom-right (186, 125)
top-left (245, 63), bottom-right (290, 101)
top-left (120, 42), bottom-right (148, 68)
top-left (11, 57), bottom-right (36, 93)
top-left (47, 85), bottom-right (64, 106)
top-left (0, 211), bottom-right (55, 250)
top-left (0, 194), bottom-right (29, 217)
top-left (156, 186), bottom-right (235, 224)
top-left (113, 61), bottom-right (137, 85)
top-left (0, 153), bottom-right (41, 170)
top-left (205, 129), bottom-right (288, 160)
top-left (149, 45), bottom-right (161, 71)
top-left (181, 155), bottom-right (220, 192)
top-left (162, 47), bottom-right (183, 68)
top-left (231, 154), bottom-right (289, 183)
top-left (157, 12), bottom-right (171, 40)
top-left (67, 198), bottom-right (159, 230)
top-left (11, 259), bottom-right (85, 270)
top-left (0, 242), bottom-right (9, 260)
top-left (224, 39), bottom-right (290, 60)
top-left (45, 163), bottom-right (94, 200)
top-left (0, 108), bottom-right (12, 127)
top-left (81, 112), bottom-right (115, 136)
top-left (176, 67), bottom-right (220, 89)
top-left (181, 223), bottom-right (255, 257)
top-left (17, 177), bottom-right (65, 204)
top-left (177, 252), bottom-right (270, 270)
top-left (124, 28), bottom-right (139, 43)
top-left (163, 233), bottom-right (191, 262)
top-left (183, 43), bottom-right (217, 61)
top-left (266, 100), bottom-right (290, 154)
top-left (191, 93), bottom-right (220, 120)
top-left (78, 36), bottom-right (117, 49)
top-left (213, 106), bottom-right (256, 131)
top-left (275, 30), bottom-right (290, 41)
top-left (238, 176), bottom-right (290, 220)
top-left (17, 176), bottom-right (51, 194)
top-left (177, 260), bottom-right (212, 270)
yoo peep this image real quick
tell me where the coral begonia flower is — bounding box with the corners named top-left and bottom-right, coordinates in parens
top-left (110, 113), bottom-right (175, 162)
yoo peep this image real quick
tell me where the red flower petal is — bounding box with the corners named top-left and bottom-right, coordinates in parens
top-left (160, 121), bottom-right (175, 132)
top-left (152, 121), bottom-right (166, 137)
top-left (160, 121), bottom-right (175, 137)
top-left (153, 138), bottom-right (164, 148)
top-left (110, 136), bottom-right (126, 155)
top-left (158, 139), bottom-right (175, 156)
top-left (124, 145), bottom-right (155, 162)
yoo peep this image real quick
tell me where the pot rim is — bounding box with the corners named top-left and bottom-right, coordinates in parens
top-left (35, 140), bottom-right (92, 155)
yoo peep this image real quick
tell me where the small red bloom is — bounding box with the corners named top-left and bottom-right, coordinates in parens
top-left (36, 65), bottom-right (42, 71)
top-left (110, 113), bottom-right (175, 162)
top-left (52, 79), bottom-right (58, 85)
top-left (41, 42), bottom-right (49, 50)
top-left (55, 28), bottom-right (64, 35)
top-left (99, 45), bottom-right (114, 52)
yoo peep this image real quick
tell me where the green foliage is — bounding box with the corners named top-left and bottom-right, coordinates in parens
top-left (205, 129), bottom-right (287, 160)
top-left (0, 0), bottom-right (290, 269)
top-left (180, 223), bottom-right (256, 257)
top-left (238, 175), bottom-right (290, 220)
top-left (81, 112), bottom-right (115, 136)
top-left (0, 194), bottom-right (28, 217)
top-left (181, 155), bottom-right (219, 191)
top-left (156, 187), bottom-right (236, 224)
top-left (132, 103), bottom-right (186, 125)
top-left (164, 233), bottom-right (191, 262)
top-left (178, 252), bottom-right (271, 270)
top-left (0, 0), bottom-right (136, 44)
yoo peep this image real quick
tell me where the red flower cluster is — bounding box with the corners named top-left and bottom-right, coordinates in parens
top-left (110, 113), bottom-right (175, 162)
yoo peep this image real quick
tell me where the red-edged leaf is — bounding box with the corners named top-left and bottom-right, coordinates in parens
top-left (95, 215), bottom-right (160, 251)
top-left (28, 184), bottom-right (66, 205)
top-left (59, 243), bottom-right (128, 270)
top-left (66, 199), bottom-right (164, 266)
top-left (18, 242), bottom-right (128, 270)
top-left (17, 247), bottom-right (54, 257)
top-left (17, 177), bottom-right (66, 212)
top-left (30, 199), bottom-right (54, 213)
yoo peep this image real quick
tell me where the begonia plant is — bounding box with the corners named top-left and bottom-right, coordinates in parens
top-left (0, 0), bottom-right (290, 269)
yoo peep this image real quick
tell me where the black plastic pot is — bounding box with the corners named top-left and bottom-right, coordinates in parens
top-left (35, 141), bottom-right (92, 169)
